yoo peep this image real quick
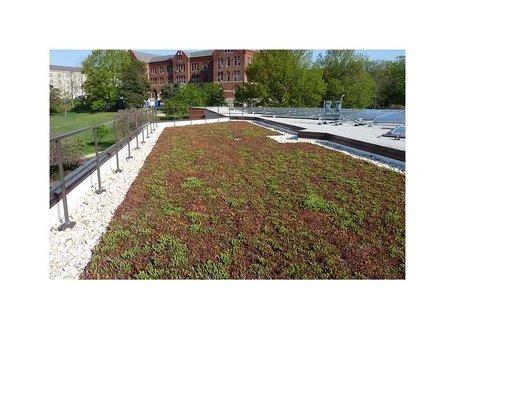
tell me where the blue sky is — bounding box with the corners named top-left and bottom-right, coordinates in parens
top-left (50, 49), bottom-right (405, 67)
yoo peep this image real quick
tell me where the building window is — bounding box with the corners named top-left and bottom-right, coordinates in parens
top-left (160, 66), bottom-right (164, 73)
top-left (227, 57), bottom-right (231, 67)
top-left (227, 71), bottom-right (230, 81)
top-left (234, 71), bottom-right (241, 81)
top-left (217, 72), bottom-right (223, 82)
top-left (234, 56), bottom-right (241, 66)
top-left (204, 61), bottom-right (209, 69)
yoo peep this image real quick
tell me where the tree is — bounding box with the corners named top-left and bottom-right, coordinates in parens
top-left (162, 83), bottom-right (226, 117)
top-left (49, 85), bottom-right (61, 114)
top-left (366, 56), bottom-right (405, 108)
top-left (163, 84), bottom-right (207, 118)
top-left (81, 50), bottom-right (131, 111)
top-left (365, 60), bottom-right (390, 108)
top-left (384, 56), bottom-right (405, 107)
top-left (201, 83), bottom-right (226, 106)
top-left (242, 50), bottom-right (325, 107)
top-left (119, 58), bottom-right (151, 108)
top-left (160, 83), bottom-right (179, 101)
top-left (319, 50), bottom-right (376, 108)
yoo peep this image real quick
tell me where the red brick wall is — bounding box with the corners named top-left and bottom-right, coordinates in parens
top-left (190, 56), bottom-right (213, 83)
top-left (171, 51), bottom-right (189, 84)
top-left (148, 60), bottom-right (173, 98)
top-left (188, 107), bottom-right (205, 120)
top-left (131, 49), bottom-right (256, 99)
top-left (212, 50), bottom-right (255, 98)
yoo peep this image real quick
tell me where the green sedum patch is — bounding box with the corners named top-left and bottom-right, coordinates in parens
top-left (182, 177), bottom-right (204, 188)
top-left (82, 122), bottom-right (405, 280)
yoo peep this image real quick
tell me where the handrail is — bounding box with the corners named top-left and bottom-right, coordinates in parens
top-left (50, 107), bottom-right (158, 230)
top-left (50, 108), bottom-right (150, 142)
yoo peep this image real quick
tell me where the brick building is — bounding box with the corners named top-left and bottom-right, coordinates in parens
top-left (129, 49), bottom-right (255, 101)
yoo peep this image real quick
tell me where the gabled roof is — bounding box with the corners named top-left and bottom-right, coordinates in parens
top-left (130, 49), bottom-right (214, 63)
top-left (131, 50), bottom-right (174, 63)
top-left (50, 65), bottom-right (82, 72)
top-left (184, 50), bottom-right (214, 58)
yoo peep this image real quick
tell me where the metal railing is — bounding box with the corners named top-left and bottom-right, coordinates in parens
top-left (49, 107), bottom-right (158, 230)
top-left (154, 106), bottom-right (228, 123)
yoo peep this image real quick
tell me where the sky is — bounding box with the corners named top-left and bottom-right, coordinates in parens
top-left (49, 49), bottom-right (405, 67)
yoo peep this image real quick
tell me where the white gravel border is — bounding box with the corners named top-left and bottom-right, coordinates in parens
top-left (49, 123), bottom-right (166, 279)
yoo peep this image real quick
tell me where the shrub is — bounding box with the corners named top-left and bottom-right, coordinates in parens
top-left (95, 125), bottom-right (111, 142)
top-left (49, 137), bottom-right (87, 167)
top-left (49, 85), bottom-right (61, 114)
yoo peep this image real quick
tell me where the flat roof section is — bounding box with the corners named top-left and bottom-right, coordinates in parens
top-left (208, 107), bottom-right (406, 155)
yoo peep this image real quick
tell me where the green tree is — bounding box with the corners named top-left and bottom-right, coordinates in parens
top-left (162, 84), bottom-right (226, 117)
top-left (319, 50), bottom-right (375, 108)
top-left (365, 60), bottom-right (390, 108)
top-left (163, 84), bottom-right (207, 118)
top-left (235, 83), bottom-right (268, 107)
top-left (201, 83), bottom-right (226, 106)
top-left (81, 50), bottom-right (131, 111)
top-left (243, 50), bottom-right (325, 107)
top-left (384, 56), bottom-right (405, 106)
top-left (119, 58), bottom-right (151, 108)
top-left (49, 85), bottom-right (61, 114)
top-left (160, 83), bottom-right (179, 101)
top-left (366, 56), bottom-right (405, 108)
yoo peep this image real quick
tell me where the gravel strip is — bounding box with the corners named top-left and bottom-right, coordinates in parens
top-left (49, 123), bottom-right (170, 279)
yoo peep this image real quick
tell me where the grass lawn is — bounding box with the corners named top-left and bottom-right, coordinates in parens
top-left (50, 112), bottom-right (116, 135)
top-left (82, 122), bottom-right (405, 279)
top-left (50, 112), bottom-right (117, 155)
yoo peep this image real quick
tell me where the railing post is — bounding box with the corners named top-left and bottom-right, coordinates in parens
top-left (141, 110), bottom-right (146, 144)
top-left (126, 113), bottom-right (133, 160)
top-left (134, 110), bottom-right (140, 150)
top-left (114, 119), bottom-right (122, 173)
top-left (93, 127), bottom-right (106, 194)
top-left (146, 109), bottom-right (150, 138)
top-left (56, 139), bottom-right (75, 230)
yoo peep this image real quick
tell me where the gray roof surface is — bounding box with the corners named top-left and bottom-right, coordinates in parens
top-left (50, 65), bottom-right (82, 72)
top-left (184, 50), bottom-right (214, 58)
top-left (132, 50), bottom-right (214, 63)
top-left (132, 50), bottom-right (174, 63)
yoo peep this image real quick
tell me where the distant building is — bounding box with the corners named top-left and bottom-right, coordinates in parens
top-left (49, 65), bottom-right (85, 98)
top-left (129, 49), bottom-right (256, 101)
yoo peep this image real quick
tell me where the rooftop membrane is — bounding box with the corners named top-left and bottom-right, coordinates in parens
top-left (209, 107), bottom-right (406, 152)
